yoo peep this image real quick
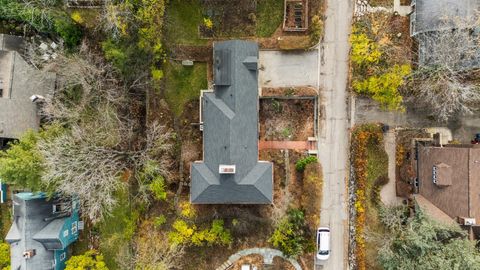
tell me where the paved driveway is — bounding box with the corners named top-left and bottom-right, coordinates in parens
top-left (259, 50), bottom-right (319, 88)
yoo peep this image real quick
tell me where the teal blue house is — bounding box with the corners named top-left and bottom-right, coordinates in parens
top-left (0, 181), bottom-right (6, 203)
top-left (5, 192), bottom-right (80, 270)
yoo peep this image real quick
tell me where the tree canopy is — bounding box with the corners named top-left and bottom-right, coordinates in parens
top-left (0, 125), bottom-right (62, 191)
top-left (353, 64), bottom-right (411, 111)
top-left (0, 242), bottom-right (10, 270)
top-left (350, 13), bottom-right (411, 112)
top-left (65, 250), bottom-right (109, 270)
top-left (269, 208), bottom-right (312, 258)
top-left (376, 206), bottom-right (480, 270)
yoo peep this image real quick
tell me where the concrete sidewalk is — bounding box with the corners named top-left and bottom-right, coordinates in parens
top-left (380, 130), bottom-right (403, 205)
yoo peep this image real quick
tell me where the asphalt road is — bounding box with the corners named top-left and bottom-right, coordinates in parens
top-left (316, 0), bottom-right (353, 269)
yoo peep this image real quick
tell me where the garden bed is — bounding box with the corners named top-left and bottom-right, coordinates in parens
top-left (262, 86), bottom-right (317, 97)
top-left (259, 99), bottom-right (315, 141)
top-left (202, 0), bottom-right (256, 37)
top-left (395, 129), bottom-right (430, 197)
top-left (350, 12), bottom-right (413, 111)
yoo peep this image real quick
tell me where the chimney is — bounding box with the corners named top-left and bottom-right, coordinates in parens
top-left (432, 133), bottom-right (441, 146)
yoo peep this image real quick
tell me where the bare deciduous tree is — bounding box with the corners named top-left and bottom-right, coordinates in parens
top-left (39, 123), bottom-right (129, 223)
top-left (37, 46), bottom-right (173, 223)
top-left (41, 42), bottom-right (126, 124)
top-left (410, 15), bottom-right (480, 121)
top-left (100, 0), bottom-right (135, 38)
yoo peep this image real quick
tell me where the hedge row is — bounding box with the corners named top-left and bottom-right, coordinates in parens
top-left (351, 125), bottom-right (383, 270)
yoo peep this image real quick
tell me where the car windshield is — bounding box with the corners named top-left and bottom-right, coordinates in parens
top-left (318, 250), bottom-right (329, 255)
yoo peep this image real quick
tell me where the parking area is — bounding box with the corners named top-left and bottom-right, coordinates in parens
top-left (259, 50), bottom-right (319, 88)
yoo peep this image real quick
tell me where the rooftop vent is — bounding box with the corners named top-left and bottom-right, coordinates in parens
top-left (219, 165), bottom-right (236, 174)
top-left (23, 249), bottom-right (36, 259)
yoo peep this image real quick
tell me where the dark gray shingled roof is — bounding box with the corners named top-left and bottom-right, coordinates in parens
top-left (411, 0), bottom-right (480, 35)
top-left (410, 0), bottom-right (480, 68)
top-left (0, 34), bottom-right (56, 139)
top-left (6, 193), bottom-right (61, 270)
top-left (5, 193), bottom-right (80, 270)
top-left (190, 40), bottom-right (273, 204)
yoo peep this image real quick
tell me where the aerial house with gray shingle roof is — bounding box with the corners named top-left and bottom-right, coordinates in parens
top-left (0, 34), bottom-right (56, 147)
top-left (5, 192), bottom-right (80, 270)
top-left (190, 40), bottom-right (273, 204)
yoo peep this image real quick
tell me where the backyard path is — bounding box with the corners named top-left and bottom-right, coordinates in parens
top-left (258, 140), bottom-right (316, 151)
top-left (316, 0), bottom-right (353, 268)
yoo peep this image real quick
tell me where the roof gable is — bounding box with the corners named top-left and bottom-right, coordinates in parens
top-left (418, 145), bottom-right (480, 222)
top-left (5, 193), bottom-right (79, 269)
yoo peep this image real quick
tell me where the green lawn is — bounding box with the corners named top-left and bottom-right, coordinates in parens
top-left (366, 141), bottom-right (388, 185)
top-left (98, 190), bottom-right (140, 269)
top-left (0, 204), bottom-right (11, 240)
top-left (364, 128), bottom-right (388, 270)
top-left (164, 61), bottom-right (208, 117)
top-left (164, 0), bottom-right (207, 45)
top-left (256, 0), bottom-right (284, 37)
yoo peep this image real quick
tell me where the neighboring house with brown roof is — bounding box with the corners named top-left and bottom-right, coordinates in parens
top-left (417, 144), bottom-right (480, 237)
top-left (0, 34), bottom-right (56, 146)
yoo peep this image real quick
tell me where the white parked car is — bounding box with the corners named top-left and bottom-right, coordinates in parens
top-left (316, 227), bottom-right (331, 260)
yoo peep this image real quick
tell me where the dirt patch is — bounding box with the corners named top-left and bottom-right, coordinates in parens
top-left (260, 99), bottom-right (315, 141)
top-left (179, 99), bottom-right (203, 182)
top-left (259, 149), bottom-right (288, 209)
top-left (387, 14), bottom-right (413, 66)
top-left (262, 87), bottom-right (317, 97)
top-left (270, 256), bottom-right (297, 270)
top-left (170, 44), bottom-right (213, 62)
top-left (232, 254), bottom-right (264, 269)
